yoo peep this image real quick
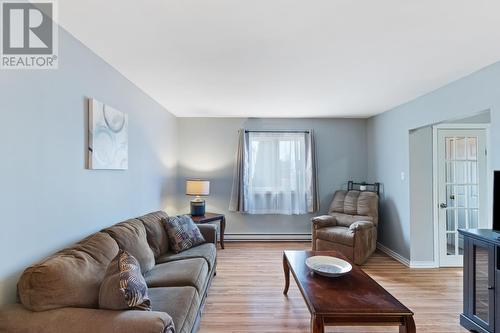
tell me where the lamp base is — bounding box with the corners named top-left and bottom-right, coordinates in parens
top-left (190, 200), bottom-right (206, 216)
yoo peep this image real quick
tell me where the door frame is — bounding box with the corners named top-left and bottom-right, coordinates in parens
top-left (432, 123), bottom-right (491, 267)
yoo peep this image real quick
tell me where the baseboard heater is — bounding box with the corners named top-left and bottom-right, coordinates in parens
top-left (224, 233), bottom-right (312, 241)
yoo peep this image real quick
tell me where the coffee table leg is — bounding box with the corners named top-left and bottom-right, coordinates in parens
top-left (399, 315), bottom-right (416, 333)
top-left (283, 253), bottom-right (290, 295)
top-left (220, 217), bottom-right (225, 249)
top-left (311, 315), bottom-right (324, 333)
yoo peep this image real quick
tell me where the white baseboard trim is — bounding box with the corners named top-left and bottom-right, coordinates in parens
top-left (377, 243), bottom-right (438, 268)
top-left (225, 233), bottom-right (312, 241)
top-left (409, 260), bottom-right (438, 269)
top-left (376, 242), bottom-right (410, 267)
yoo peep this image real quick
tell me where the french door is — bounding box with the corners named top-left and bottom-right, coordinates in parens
top-left (437, 128), bottom-right (487, 267)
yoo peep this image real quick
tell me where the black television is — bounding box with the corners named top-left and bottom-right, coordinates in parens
top-left (494, 171), bottom-right (500, 231)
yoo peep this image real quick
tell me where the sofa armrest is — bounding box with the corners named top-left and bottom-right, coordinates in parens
top-left (198, 224), bottom-right (217, 245)
top-left (311, 215), bottom-right (337, 230)
top-left (0, 304), bottom-right (174, 333)
top-left (349, 221), bottom-right (374, 232)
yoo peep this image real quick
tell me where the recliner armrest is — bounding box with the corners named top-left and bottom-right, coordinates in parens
top-left (349, 221), bottom-right (374, 232)
top-left (197, 224), bottom-right (217, 245)
top-left (311, 215), bottom-right (337, 230)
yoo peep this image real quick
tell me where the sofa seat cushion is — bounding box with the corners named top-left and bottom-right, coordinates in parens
top-left (145, 258), bottom-right (208, 293)
top-left (149, 287), bottom-right (200, 333)
top-left (137, 211), bottom-right (169, 257)
top-left (18, 232), bottom-right (119, 311)
top-left (315, 226), bottom-right (354, 247)
top-left (103, 219), bottom-right (155, 274)
top-left (156, 243), bottom-right (216, 271)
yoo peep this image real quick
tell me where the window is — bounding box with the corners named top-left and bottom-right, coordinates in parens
top-left (229, 130), bottom-right (317, 215)
top-left (247, 132), bottom-right (307, 214)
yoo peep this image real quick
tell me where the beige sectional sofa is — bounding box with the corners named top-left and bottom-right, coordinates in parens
top-left (0, 211), bottom-right (217, 333)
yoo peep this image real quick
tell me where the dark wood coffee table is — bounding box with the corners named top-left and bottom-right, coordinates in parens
top-left (283, 250), bottom-right (415, 333)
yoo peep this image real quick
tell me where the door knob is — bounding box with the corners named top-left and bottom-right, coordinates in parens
top-left (440, 203), bottom-right (448, 209)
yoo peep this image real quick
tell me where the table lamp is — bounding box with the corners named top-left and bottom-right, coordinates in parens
top-left (186, 179), bottom-right (210, 216)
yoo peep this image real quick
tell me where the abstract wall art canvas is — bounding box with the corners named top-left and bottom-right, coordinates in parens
top-left (88, 98), bottom-right (128, 170)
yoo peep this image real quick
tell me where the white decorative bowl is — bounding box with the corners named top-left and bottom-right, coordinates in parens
top-left (305, 256), bottom-right (352, 277)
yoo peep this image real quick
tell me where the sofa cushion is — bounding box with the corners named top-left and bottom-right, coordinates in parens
top-left (329, 190), bottom-right (347, 213)
top-left (99, 250), bottom-right (151, 311)
top-left (329, 212), bottom-right (374, 227)
top-left (145, 258), bottom-right (208, 293)
top-left (149, 287), bottom-right (200, 333)
top-left (343, 191), bottom-right (361, 215)
top-left (328, 190), bottom-right (379, 225)
top-left (103, 219), bottom-right (155, 273)
top-left (156, 243), bottom-right (216, 271)
top-left (18, 232), bottom-right (119, 311)
top-left (315, 226), bottom-right (354, 247)
top-left (357, 192), bottom-right (379, 220)
top-left (165, 215), bottom-right (205, 253)
top-left (137, 211), bottom-right (169, 257)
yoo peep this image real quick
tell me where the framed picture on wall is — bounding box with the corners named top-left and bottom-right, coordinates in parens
top-left (87, 98), bottom-right (128, 170)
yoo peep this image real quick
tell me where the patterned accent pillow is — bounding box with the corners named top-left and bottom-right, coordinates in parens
top-left (99, 250), bottom-right (151, 311)
top-left (165, 215), bottom-right (206, 253)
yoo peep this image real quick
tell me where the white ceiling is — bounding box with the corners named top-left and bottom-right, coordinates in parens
top-left (58, 1), bottom-right (500, 118)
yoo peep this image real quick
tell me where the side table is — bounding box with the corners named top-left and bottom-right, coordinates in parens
top-left (189, 213), bottom-right (225, 249)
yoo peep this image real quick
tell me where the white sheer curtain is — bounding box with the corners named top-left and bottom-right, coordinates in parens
top-left (246, 132), bottom-right (310, 215)
top-left (229, 130), bottom-right (318, 215)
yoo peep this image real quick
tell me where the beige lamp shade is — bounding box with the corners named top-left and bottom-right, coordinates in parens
top-left (186, 180), bottom-right (210, 196)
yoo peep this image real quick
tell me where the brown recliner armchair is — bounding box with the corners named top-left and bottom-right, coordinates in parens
top-left (312, 190), bottom-right (379, 265)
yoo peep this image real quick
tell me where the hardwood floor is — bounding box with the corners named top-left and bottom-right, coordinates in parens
top-left (199, 242), bottom-right (468, 333)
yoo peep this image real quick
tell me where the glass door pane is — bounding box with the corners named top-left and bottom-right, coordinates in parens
top-left (473, 244), bottom-right (491, 325)
top-left (443, 135), bottom-right (480, 257)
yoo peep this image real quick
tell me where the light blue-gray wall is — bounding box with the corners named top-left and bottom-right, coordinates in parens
top-left (176, 118), bottom-right (368, 236)
top-left (367, 61), bottom-right (500, 261)
top-left (409, 126), bottom-right (434, 262)
top-left (0, 28), bottom-right (178, 304)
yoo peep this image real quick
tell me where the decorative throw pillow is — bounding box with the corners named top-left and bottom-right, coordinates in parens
top-left (99, 250), bottom-right (151, 311)
top-left (164, 215), bottom-right (206, 253)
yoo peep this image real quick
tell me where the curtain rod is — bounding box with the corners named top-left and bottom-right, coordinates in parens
top-left (244, 130), bottom-right (310, 133)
